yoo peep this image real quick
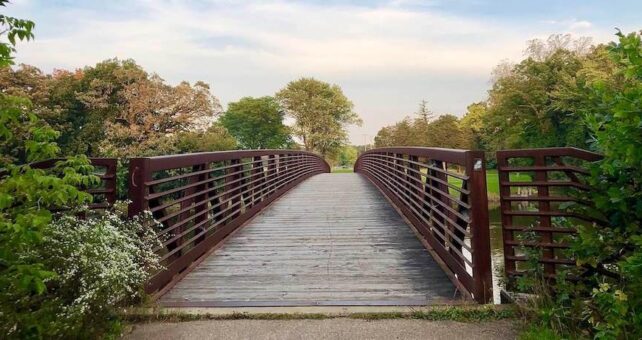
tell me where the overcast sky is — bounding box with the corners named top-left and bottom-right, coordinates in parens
top-left (6, 0), bottom-right (641, 144)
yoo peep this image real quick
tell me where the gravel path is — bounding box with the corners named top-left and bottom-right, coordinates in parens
top-left (124, 319), bottom-right (517, 340)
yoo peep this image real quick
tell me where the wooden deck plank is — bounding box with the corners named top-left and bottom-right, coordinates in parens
top-left (158, 173), bottom-right (457, 307)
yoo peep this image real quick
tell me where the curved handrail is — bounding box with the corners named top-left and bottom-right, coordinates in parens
top-left (355, 147), bottom-right (492, 303)
top-left (128, 150), bottom-right (330, 293)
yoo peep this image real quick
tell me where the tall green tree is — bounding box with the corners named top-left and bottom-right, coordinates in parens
top-left (276, 78), bottom-right (361, 157)
top-left (459, 102), bottom-right (489, 150)
top-left (480, 36), bottom-right (606, 153)
top-left (219, 96), bottom-right (291, 149)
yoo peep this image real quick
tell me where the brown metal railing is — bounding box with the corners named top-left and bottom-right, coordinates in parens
top-left (355, 147), bottom-right (492, 303)
top-left (127, 150), bottom-right (330, 293)
top-left (30, 158), bottom-right (117, 209)
top-left (497, 147), bottom-right (602, 283)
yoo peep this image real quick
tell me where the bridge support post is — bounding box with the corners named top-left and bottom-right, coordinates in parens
top-left (466, 151), bottom-right (493, 303)
top-left (128, 158), bottom-right (151, 218)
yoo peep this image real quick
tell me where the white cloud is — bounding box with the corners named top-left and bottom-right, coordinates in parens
top-left (569, 20), bottom-right (592, 30)
top-left (6, 1), bottom-right (621, 143)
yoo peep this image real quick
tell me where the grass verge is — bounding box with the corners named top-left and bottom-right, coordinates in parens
top-left (331, 168), bottom-right (354, 173)
top-left (123, 305), bottom-right (516, 324)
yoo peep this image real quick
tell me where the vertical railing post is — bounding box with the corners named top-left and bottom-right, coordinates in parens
top-left (466, 151), bottom-right (492, 303)
top-left (252, 156), bottom-right (264, 203)
top-left (128, 158), bottom-right (151, 218)
top-left (267, 155), bottom-right (277, 194)
top-left (534, 154), bottom-right (554, 276)
top-left (496, 151), bottom-right (516, 279)
top-left (193, 163), bottom-right (210, 244)
top-left (103, 159), bottom-right (118, 205)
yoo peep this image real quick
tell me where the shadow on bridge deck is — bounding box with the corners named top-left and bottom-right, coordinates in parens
top-left (158, 173), bottom-right (458, 307)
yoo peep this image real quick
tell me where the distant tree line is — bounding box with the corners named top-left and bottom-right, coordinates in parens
top-left (0, 62), bottom-right (360, 160)
top-left (374, 34), bottom-right (619, 166)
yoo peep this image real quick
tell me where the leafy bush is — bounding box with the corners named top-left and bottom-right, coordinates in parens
top-left (572, 29), bottom-right (642, 339)
top-left (0, 54), bottom-right (160, 340)
top-left (516, 30), bottom-right (642, 339)
top-left (8, 209), bottom-right (160, 338)
top-left (0, 91), bottom-right (161, 340)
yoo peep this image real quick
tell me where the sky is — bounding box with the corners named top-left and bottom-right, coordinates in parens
top-left (5, 0), bottom-right (642, 144)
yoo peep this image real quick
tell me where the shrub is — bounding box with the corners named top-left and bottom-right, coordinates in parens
top-left (33, 209), bottom-right (159, 338)
top-left (0, 70), bottom-right (161, 339)
top-left (515, 30), bottom-right (642, 339)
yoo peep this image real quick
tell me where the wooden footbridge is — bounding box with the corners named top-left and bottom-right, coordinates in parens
top-left (118, 148), bottom-right (493, 306)
top-left (65, 148), bottom-right (497, 308)
top-left (77, 146), bottom-right (601, 307)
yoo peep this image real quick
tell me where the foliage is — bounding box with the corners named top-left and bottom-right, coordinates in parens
top-left (570, 30), bottom-right (642, 339)
top-left (1, 8), bottom-right (161, 337)
top-left (0, 0), bottom-right (34, 67)
top-left (176, 123), bottom-right (238, 153)
top-left (0, 59), bottom-right (225, 158)
top-left (459, 102), bottom-right (488, 150)
top-left (276, 77), bottom-right (361, 157)
top-left (326, 144), bottom-right (358, 168)
top-left (0, 90), bottom-right (161, 339)
top-left (98, 75), bottom-right (221, 158)
top-left (220, 96), bottom-right (291, 149)
top-left (373, 108), bottom-right (469, 149)
top-left (482, 45), bottom-right (592, 152)
top-left (1, 208), bottom-right (161, 338)
top-left (0, 91), bottom-right (96, 300)
top-left (515, 31), bottom-right (642, 340)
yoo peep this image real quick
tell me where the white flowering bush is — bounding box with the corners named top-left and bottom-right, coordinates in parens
top-left (1, 207), bottom-right (161, 339)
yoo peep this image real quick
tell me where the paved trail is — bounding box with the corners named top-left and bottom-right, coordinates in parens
top-left (124, 319), bottom-right (517, 340)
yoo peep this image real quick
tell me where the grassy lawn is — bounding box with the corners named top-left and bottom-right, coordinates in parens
top-left (334, 166), bottom-right (529, 198)
top-left (332, 167), bottom-right (354, 173)
top-left (448, 169), bottom-right (531, 196)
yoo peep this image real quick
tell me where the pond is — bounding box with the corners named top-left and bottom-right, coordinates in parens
top-left (489, 202), bottom-right (505, 304)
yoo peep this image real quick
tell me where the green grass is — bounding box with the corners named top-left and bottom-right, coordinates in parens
top-left (448, 169), bottom-right (531, 199)
top-left (332, 167), bottom-right (354, 173)
top-left (518, 324), bottom-right (563, 340)
top-left (124, 306), bottom-right (515, 323)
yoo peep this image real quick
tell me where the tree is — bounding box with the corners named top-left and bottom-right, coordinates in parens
top-left (276, 78), bottom-right (361, 157)
top-left (416, 99), bottom-right (434, 123)
top-left (219, 96), bottom-right (291, 149)
top-left (176, 123), bottom-right (237, 153)
top-left (425, 114), bottom-right (468, 149)
top-left (515, 30), bottom-right (642, 340)
top-left (412, 100), bottom-right (434, 146)
top-left (330, 145), bottom-right (358, 168)
top-left (373, 113), bottom-right (467, 149)
top-left (459, 102), bottom-right (488, 150)
top-left (480, 35), bottom-right (603, 154)
top-left (0, 58), bottom-right (224, 157)
top-left (374, 117), bottom-right (415, 147)
top-left (100, 75), bottom-right (221, 158)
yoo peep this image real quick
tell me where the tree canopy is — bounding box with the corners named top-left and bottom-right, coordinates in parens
top-left (0, 59), bottom-right (224, 158)
top-left (276, 78), bottom-right (361, 157)
top-left (220, 96), bottom-right (291, 149)
top-left (373, 101), bottom-right (468, 149)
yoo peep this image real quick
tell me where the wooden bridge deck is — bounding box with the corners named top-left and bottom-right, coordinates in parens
top-left (158, 173), bottom-right (457, 307)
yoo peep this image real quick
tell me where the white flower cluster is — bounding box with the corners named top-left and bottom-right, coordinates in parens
top-left (39, 207), bottom-right (162, 330)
